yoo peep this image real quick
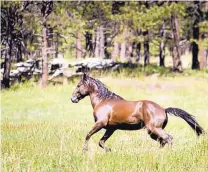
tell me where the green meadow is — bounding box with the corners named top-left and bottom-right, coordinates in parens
top-left (1, 73), bottom-right (208, 172)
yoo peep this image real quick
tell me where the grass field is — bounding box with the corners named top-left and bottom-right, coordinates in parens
top-left (1, 74), bottom-right (208, 172)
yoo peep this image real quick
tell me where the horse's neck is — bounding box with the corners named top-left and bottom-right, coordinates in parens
top-left (88, 83), bottom-right (123, 108)
top-left (89, 92), bottom-right (102, 109)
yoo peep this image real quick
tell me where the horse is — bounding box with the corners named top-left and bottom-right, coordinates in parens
top-left (71, 73), bottom-right (204, 152)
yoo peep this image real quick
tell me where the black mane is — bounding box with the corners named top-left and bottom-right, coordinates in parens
top-left (87, 76), bottom-right (124, 100)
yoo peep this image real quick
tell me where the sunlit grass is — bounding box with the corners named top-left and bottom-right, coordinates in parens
top-left (1, 75), bottom-right (208, 171)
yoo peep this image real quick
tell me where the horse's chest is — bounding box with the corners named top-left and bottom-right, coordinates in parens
top-left (93, 104), bottom-right (112, 121)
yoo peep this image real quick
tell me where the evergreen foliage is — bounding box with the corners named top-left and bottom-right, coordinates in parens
top-left (1, 1), bottom-right (208, 87)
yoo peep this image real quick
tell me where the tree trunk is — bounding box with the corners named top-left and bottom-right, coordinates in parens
top-left (143, 30), bottom-right (149, 66)
top-left (192, 29), bottom-right (200, 69)
top-left (92, 32), bottom-right (96, 57)
top-left (200, 1), bottom-right (208, 68)
top-left (126, 29), bottom-right (133, 63)
top-left (159, 23), bottom-right (166, 67)
top-left (120, 42), bottom-right (126, 60)
top-left (192, 2), bottom-right (200, 69)
top-left (198, 1), bottom-right (207, 69)
top-left (41, 26), bottom-right (48, 88)
top-left (40, 2), bottom-right (53, 88)
top-left (206, 0), bottom-right (208, 10)
top-left (111, 2), bottom-right (124, 61)
top-left (99, 25), bottom-right (105, 58)
top-left (95, 26), bottom-right (105, 58)
top-left (135, 42), bottom-right (141, 62)
top-left (95, 27), bottom-right (100, 58)
top-left (112, 41), bottom-right (120, 61)
top-left (171, 12), bottom-right (183, 72)
top-left (2, 36), bottom-right (12, 88)
top-left (135, 29), bottom-right (142, 62)
top-left (104, 33), bottom-right (110, 58)
top-left (120, 28), bottom-right (127, 61)
top-left (199, 36), bottom-right (207, 69)
top-left (85, 32), bottom-right (93, 57)
top-left (17, 43), bottom-right (22, 62)
top-left (55, 32), bottom-right (58, 58)
top-left (126, 43), bottom-right (133, 63)
top-left (143, 2), bottom-right (150, 66)
top-left (76, 32), bottom-right (82, 59)
top-left (172, 46), bottom-right (182, 72)
top-left (159, 42), bottom-right (165, 67)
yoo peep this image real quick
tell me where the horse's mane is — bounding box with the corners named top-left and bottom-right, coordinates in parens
top-left (87, 76), bottom-right (124, 100)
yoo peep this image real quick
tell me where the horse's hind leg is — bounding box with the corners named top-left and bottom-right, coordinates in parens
top-left (149, 133), bottom-right (165, 147)
top-left (83, 120), bottom-right (108, 152)
top-left (146, 125), bottom-right (173, 148)
top-left (149, 133), bottom-right (160, 144)
top-left (99, 128), bottom-right (115, 152)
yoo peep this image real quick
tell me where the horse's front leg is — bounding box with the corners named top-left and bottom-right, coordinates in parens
top-left (83, 120), bottom-right (108, 152)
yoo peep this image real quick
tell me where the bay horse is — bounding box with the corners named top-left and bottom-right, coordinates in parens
top-left (71, 73), bottom-right (204, 151)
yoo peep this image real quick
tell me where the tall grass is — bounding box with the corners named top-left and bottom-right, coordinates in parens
top-left (1, 75), bottom-right (208, 171)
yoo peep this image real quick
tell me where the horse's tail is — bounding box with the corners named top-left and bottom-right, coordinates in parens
top-left (165, 107), bottom-right (204, 136)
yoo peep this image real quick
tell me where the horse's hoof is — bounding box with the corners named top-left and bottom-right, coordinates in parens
top-left (159, 144), bottom-right (165, 148)
top-left (83, 147), bottom-right (88, 152)
top-left (168, 142), bottom-right (173, 148)
top-left (105, 147), bottom-right (111, 152)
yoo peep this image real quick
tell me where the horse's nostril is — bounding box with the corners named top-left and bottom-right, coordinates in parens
top-left (71, 96), bottom-right (78, 103)
top-left (71, 97), bottom-right (75, 102)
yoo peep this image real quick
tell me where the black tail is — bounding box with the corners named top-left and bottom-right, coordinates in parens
top-left (165, 107), bottom-right (204, 136)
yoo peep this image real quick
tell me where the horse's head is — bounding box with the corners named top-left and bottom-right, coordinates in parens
top-left (71, 73), bottom-right (91, 103)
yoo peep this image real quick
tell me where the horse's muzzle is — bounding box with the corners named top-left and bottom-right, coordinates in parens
top-left (71, 96), bottom-right (79, 103)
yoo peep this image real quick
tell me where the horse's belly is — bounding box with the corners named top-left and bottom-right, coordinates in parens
top-left (110, 122), bottom-right (145, 130)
